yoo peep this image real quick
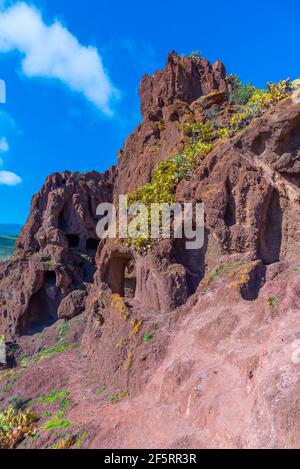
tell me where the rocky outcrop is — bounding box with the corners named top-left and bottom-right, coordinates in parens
top-left (114, 51), bottom-right (228, 198)
top-left (0, 169), bottom-right (115, 338)
top-left (1, 51), bottom-right (300, 449)
top-left (57, 289), bottom-right (88, 320)
top-left (16, 168), bottom-right (115, 255)
top-left (176, 98), bottom-right (300, 269)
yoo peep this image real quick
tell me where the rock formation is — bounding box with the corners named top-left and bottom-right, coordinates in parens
top-left (1, 51), bottom-right (300, 449)
top-left (0, 169), bottom-right (115, 337)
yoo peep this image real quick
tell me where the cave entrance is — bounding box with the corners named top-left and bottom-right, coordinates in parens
top-left (224, 179), bottom-right (236, 227)
top-left (106, 254), bottom-right (136, 298)
top-left (21, 289), bottom-right (58, 336)
top-left (45, 270), bottom-right (56, 285)
top-left (124, 260), bottom-right (137, 299)
top-left (172, 230), bottom-right (208, 295)
top-left (258, 190), bottom-right (283, 264)
top-left (66, 234), bottom-right (80, 249)
top-left (86, 238), bottom-right (100, 254)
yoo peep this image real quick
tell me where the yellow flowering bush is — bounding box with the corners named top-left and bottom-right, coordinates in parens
top-left (182, 120), bottom-right (218, 142)
top-left (0, 407), bottom-right (37, 449)
top-left (229, 80), bottom-right (291, 132)
top-left (125, 77), bottom-right (294, 252)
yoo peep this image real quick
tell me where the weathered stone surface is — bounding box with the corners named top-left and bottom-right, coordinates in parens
top-left (1, 51), bottom-right (300, 449)
top-left (0, 169), bottom-right (115, 338)
top-left (114, 51), bottom-right (228, 198)
top-left (57, 290), bottom-right (88, 320)
top-left (176, 97), bottom-right (300, 269)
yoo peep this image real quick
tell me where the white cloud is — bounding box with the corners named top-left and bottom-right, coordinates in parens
top-left (0, 2), bottom-right (117, 114)
top-left (0, 170), bottom-right (22, 185)
top-left (0, 137), bottom-right (9, 153)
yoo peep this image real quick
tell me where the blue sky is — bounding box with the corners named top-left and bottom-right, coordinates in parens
top-left (0, 0), bottom-right (300, 224)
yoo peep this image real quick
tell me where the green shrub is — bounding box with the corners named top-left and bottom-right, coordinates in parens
top-left (42, 411), bottom-right (71, 431)
top-left (143, 333), bottom-right (154, 343)
top-left (182, 120), bottom-right (217, 142)
top-left (39, 390), bottom-right (71, 404)
top-left (126, 76), bottom-right (293, 253)
top-left (108, 395), bottom-right (118, 403)
top-left (7, 396), bottom-right (30, 411)
top-left (0, 407), bottom-right (37, 449)
top-left (229, 80), bottom-right (291, 132)
top-left (227, 74), bottom-right (258, 105)
top-left (74, 431), bottom-right (88, 448)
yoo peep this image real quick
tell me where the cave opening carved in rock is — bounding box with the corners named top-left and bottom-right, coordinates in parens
top-left (106, 254), bottom-right (136, 298)
top-left (20, 271), bottom-right (59, 335)
top-left (66, 234), bottom-right (80, 249)
top-left (258, 190), bottom-right (283, 265)
top-left (45, 270), bottom-right (57, 285)
top-left (172, 230), bottom-right (208, 295)
top-left (86, 238), bottom-right (100, 254)
top-left (20, 292), bottom-right (57, 336)
top-left (224, 179), bottom-right (236, 227)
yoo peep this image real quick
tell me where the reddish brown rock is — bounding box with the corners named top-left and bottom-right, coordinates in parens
top-left (57, 290), bottom-right (88, 320)
top-left (0, 169), bottom-right (115, 338)
top-left (1, 51), bottom-right (300, 450)
top-left (114, 51), bottom-right (228, 198)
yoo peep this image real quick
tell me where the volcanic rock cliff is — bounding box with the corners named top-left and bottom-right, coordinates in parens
top-left (1, 52), bottom-right (300, 449)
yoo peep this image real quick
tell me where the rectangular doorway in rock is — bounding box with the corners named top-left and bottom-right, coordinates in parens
top-left (258, 190), bottom-right (283, 265)
top-left (65, 234), bottom-right (80, 249)
top-left (172, 231), bottom-right (208, 295)
top-left (124, 260), bottom-right (136, 299)
top-left (86, 238), bottom-right (100, 256)
top-left (45, 270), bottom-right (57, 285)
top-left (106, 254), bottom-right (136, 299)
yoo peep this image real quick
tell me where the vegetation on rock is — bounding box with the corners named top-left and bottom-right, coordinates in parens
top-left (126, 76), bottom-right (299, 252)
top-left (0, 407), bottom-right (37, 449)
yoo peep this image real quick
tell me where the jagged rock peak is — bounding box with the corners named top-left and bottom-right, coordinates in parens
top-left (139, 50), bottom-right (227, 119)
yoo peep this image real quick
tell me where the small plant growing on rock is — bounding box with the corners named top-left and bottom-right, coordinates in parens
top-left (108, 389), bottom-right (128, 404)
top-left (182, 120), bottom-right (217, 142)
top-left (41, 411), bottom-right (71, 432)
top-left (74, 431), bottom-right (88, 448)
top-left (227, 74), bottom-right (257, 105)
top-left (111, 294), bottom-right (131, 321)
top-left (228, 80), bottom-right (291, 133)
top-left (130, 319), bottom-right (143, 335)
top-left (53, 436), bottom-right (76, 450)
top-left (108, 395), bottom-right (118, 403)
top-left (39, 390), bottom-right (71, 404)
top-left (266, 295), bottom-right (280, 308)
top-left (7, 396), bottom-right (30, 411)
top-left (0, 407), bottom-right (37, 449)
top-left (143, 332), bottom-right (154, 343)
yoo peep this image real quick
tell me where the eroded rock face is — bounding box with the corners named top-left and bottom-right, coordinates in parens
top-left (0, 169), bottom-right (115, 338)
top-left (1, 51), bottom-right (300, 449)
top-left (176, 98), bottom-right (300, 269)
top-left (114, 51), bottom-right (228, 198)
top-left (16, 169), bottom-right (115, 255)
top-left (85, 259), bottom-right (300, 449)
top-left (57, 290), bottom-right (88, 320)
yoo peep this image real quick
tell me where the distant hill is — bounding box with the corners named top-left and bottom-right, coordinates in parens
top-left (0, 224), bottom-right (22, 236)
top-left (0, 224), bottom-right (22, 260)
